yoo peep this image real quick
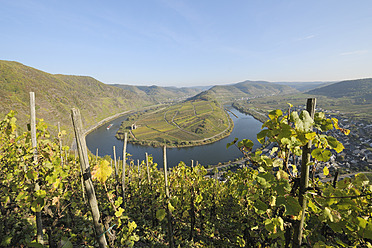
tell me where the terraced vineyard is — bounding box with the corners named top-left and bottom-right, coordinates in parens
top-left (116, 99), bottom-right (233, 147)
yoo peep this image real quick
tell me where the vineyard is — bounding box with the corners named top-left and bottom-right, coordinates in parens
top-left (0, 95), bottom-right (372, 247)
top-left (116, 99), bottom-right (232, 147)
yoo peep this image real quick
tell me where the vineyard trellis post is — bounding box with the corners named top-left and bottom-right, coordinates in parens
top-left (145, 152), bottom-right (151, 185)
top-left (29, 92), bottom-right (44, 245)
top-left (137, 159), bottom-right (141, 188)
top-left (122, 132), bottom-right (128, 207)
top-left (71, 108), bottom-right (108, 248)
top-left (113, 146), bottom-right (117, 176)
top-left (57, 122), bottom-right (64, 167)
top-left (163, 146), bottom-right (175, 248)
top-left (292, 98), bottom-right (316, 247)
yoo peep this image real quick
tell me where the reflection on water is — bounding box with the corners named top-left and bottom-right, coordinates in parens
top-left (86, 107), bottom-right (263, 167)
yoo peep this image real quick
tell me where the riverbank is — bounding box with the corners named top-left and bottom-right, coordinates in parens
top-left (86, 106), bottom-right (263, 166)
top-left (232, 102), bottom-right (268, 123)
top-left (83, 104), bottom-right (165, 136)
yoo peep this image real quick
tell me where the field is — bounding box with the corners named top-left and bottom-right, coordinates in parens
top-left (116, 99), bottom-right (233, 147)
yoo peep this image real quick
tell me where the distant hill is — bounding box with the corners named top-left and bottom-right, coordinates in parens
top-left (306, 78), bottom-right (372, 101)
top-left (274, 81), bottom-right (333, 92)
top-left (192, 80), bottom-right (298, 102)
top-left (0, 60), bottom-right (154, 141)
top-left (112, 84), bottom-right (203, 103)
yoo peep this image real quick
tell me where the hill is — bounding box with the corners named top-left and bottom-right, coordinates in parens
top-left (0, 60), bottom-right (154, 142)
top-left (306, 78), bottom-right (372, 101)
top-left (192, 80), bottom-right (298, 102)
top-left (274, 81), bottom-right (332, 92)
top-left (112, 84), bottom-right (203, 103)
top-left (116, 98), bottom-right (232, 147)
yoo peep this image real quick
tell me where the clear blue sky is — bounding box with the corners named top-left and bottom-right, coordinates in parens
top-left (1, 0), bottom-right (371, 86)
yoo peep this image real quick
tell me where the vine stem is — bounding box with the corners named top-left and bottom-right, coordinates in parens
top-left (292, 98), bottom-right (316, 247)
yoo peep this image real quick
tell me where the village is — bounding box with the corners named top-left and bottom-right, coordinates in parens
top-left (207, 106), bottom-right (372, 180)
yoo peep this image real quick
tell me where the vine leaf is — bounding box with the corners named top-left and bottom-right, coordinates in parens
top-left (277, 196), bottom-right (301, 216)
top-left (312, 148), bottom-right (332, 162)
top-left (92, 160), bottom-right (112, 184)
top-left (323, 166), bottom-right (329, 176)
top-left (156, 209), bottom-right (166, 221)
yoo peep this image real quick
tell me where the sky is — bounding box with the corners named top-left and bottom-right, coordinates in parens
top-left (1, 0), bottom-right (372, 87)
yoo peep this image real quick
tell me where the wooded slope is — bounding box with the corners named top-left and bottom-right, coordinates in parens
top-left (193, 80), bottom-right (298, 102)
top-left (0, 60), bottom-right (153, 140)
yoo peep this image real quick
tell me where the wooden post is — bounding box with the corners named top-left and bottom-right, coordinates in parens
top-left (30, 92), bottom-right (44, 245)
top-left (191, 159), bottom-right (194, 167)
top-left (145, 152), bottom-right (151, 185)
top-left (113, 146), bottom-right (117, 176)
top-left (163, 146), bottom-right (174, 248)
top-left (293, 98), bottom-right (316, 247)
top-left (57, 122), bottom-right (64, 167)
top-left (122, 133), bottom-right (128, 206)
top-left (71, 108), bottom-right (107, 248)
top-left (137, 159), bottom-right (141, 187)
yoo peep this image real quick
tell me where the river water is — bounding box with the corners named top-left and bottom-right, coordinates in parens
top-left (86, 107), bottom-right (263, 167)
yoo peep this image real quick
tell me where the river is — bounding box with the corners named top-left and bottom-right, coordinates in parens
top-left (86, 107), bottom-right (263, 167)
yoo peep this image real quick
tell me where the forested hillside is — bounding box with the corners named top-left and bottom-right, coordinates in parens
top-left (306, 78), bottom-right (372, 101)
top-left (0, 60), bottom-right (154, 141)
top-left (193, 80), bottom-right (298, 102)
top-left (112, 84), bottom-right (203, 103)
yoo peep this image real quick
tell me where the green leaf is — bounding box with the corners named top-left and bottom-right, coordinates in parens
top-left (226, 138), bottom-right (238, 149)
top-left (278, 124), bottom-right (292, 139)
top-left (195, 194), bottom-right (203, 204)
top-left (0, 236), bottom-right (12, 246)
top-left (28, 241), bottom-right (44, 248)
top-left (60, 237), bottom-right (73, 248)
top-left (257, 129), bottom-right (269, 144)
top-left (322, 207), bottom-right (334, 222)
top-left (273, 180), bottom-right (291, 196)
top-left (128, 221), bottom-right (137, 232)
top-left (115, 197), bottom-right (123, 208)
top-left (354, 173), bottom-right (370, 187)
top-left (254, 199), bottom-right (268, 214)
top-left (361, 220), bottom-right (372, 239)
top-left (327, 136), bottom-right (344, 153)
top-left (238, 139), bottom-right (254, 151)
top-left (168, 202), bottom-right (175, 212)
top-left (277, 196), bottom-right (302, 216)
top-left (268, 109), bottom-right (283, 120)
top-left (312, 148), bottom-right (332, 162)
top-left (156, 209), bottom-right (166, 221)
top-left (305, 132), bottom-right (316, 140)
top-left (31, 197), bottom-right (45, 212)
top-left (35, 189), bottom-right (47, 198)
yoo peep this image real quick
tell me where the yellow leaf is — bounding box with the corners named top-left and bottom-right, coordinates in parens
top-left (92, 160), bottom-right (112, 183)
top-left (115, 207), bottom-right (124, 217)
top-left (323, 166), bottom-right (329, 176)
top-left (342, 128), bottom-right (350, 135)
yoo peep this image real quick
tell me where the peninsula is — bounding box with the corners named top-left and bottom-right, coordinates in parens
top-left (115, 99), bottom-right (233, 147)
